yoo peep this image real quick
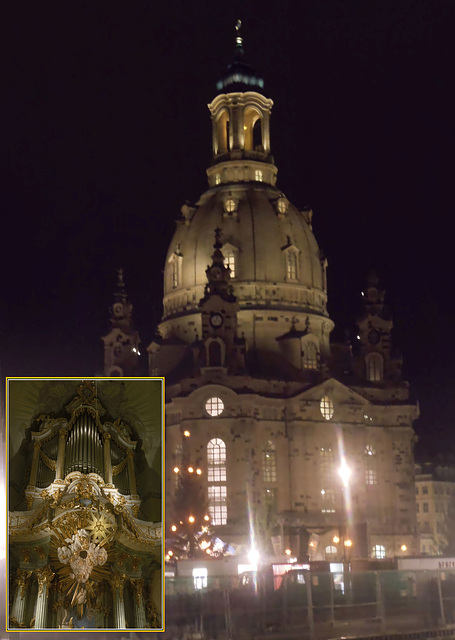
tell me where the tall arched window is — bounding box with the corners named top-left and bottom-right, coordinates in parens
top-left (365, 444), bottom-right (377, 485)
top-left (302, 341), bottom-right (318, 370)
top-left (208, 341), bottom-right (222, 367)
top-left (244, 107), bottom-right (262, 151)
top-left (365, 352), bottom-right (384, 382)
top-left (222, 243), bottom-right (238, 278)
top-left (262, 441), bottom-right (277, 483)
top-left (207, 438), bottom-right (227, 525)
top-left (216, 110), bottom-right (230, 153)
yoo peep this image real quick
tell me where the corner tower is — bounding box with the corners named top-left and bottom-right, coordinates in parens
top-left (159, 23), bottom-right (333, 377)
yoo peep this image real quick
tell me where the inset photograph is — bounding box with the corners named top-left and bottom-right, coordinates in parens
top-left (7, 377), bottom-right (163, 631)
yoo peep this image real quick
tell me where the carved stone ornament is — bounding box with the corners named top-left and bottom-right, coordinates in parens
top-left (130, 578), bottom-right (144, 605)
top-left (110, 573), bottom-right (127, 600)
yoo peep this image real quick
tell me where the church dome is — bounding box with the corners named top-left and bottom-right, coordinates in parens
top-left (158, 28), bottom-right (334, 366)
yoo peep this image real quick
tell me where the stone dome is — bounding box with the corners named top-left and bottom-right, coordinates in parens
top-left (160, 181), bottom-right (333, 363)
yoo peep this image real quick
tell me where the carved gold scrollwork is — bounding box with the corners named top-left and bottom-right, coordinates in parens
top-left (130, 578), bottom-right (144, 605)
top-left (39, 449), bottom-right (56, 471)
top-left (110, 573), bottom-right (127, 600)
top-left (16, 569), bottom-right (31, 597)
top-left (112, 457), bottom-right (128, 476)
top-left (36, 565), bottom-right (55, 595)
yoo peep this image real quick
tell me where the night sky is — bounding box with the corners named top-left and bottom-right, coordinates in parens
top-left (2, 1), bottom-right (454, 460)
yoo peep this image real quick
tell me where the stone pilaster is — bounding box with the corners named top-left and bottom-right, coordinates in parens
top-left (55, 429), bottom-right (67, 481)
top-left (130, 578), bottom-right (146, 628)
top-left (103, 434), bottom-right (112, 485)
top-left (110, 573), bottom-right (126, 629)
top-left (10, 569), bottom-right (30, 627)
top-left (34, 566), bottom-right (54, 629)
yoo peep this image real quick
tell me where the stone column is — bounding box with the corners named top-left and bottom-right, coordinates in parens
top-left (29, 441), bottom-right (41, 488)
top-left (55, 429), bottom-right (67, 481)
top-left (111, 573), bottom-right (126, 629)
top-left (10, 569), bottom-right (30, 627)
top-left (131, 579), bottom-right (146, 628)
top-left (34, 566), bottom-right (54, 629)
top-left (103, 434), bottom-right (112, 484)
top-left (127, 451), bottom-right (137, 496)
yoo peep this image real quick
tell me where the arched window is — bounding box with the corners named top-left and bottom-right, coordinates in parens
top-left (325, 545), bottom-right (337, 557)
top-left (169, 252), bottom-right (183, 290)
top-left (284, 247), bottom-right (299, 281)
top-left (255, 169), bottom-right (263, 182)
top-left (222, 243), bottom-right (238, 278)
top-left (372, 544), bottom-right (386, 559)
top-left (208, 341), bottom-right (222, 366)
top-left (216, 110), bottom-right (230, 153)
top-left (207, 438), bottom-right (227, 525)
top-left (365, 444), bottom-right (377, 485)
top-left (244, 107), bottom-right (262, 151)
top-left (365, 352), bottom-right (384, 382)
top-left (262, 441), bottom-right (277, 483)
top-left (302, 341), bottom-right (318, 370)
top-left (320, 447), bottom-right (336, 513)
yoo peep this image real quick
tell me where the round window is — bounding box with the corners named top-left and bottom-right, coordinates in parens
top-left (320, 395), bottom-right (334, 421)
top-left (205, 397), bottom-right (224, 417)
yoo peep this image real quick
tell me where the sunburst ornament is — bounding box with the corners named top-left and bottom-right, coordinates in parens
top-left (85, 511), bottom-right (116, 545)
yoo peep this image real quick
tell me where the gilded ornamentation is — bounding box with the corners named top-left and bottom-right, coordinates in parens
top-left (21, 548), bottom-right (31, 563)
top-left (39, 449), bottom-right (56, 470)
top-left (117, 552), bottom-right (127, 567)
top-left (16, 568), bottom-right (31, 596)
top-left (36, 565), bottom-right (55, 595)
top-left (59, 428), bottom-right (68, 438)
top-left (131, 556), bottom-right (141, 571)
top-left (110, 573), bottom-right (126, 600)
top-left (132, 504), bottom-right (139, 517)
top-left (9, 616), bottom-right (27, 628)
top-left (57, 529), bottom-right (107, 583)
top-left (35, 546), bottom-right (46, 561)
top-left (130, 578), bottom-right (144, 605)
top-left (33, 441), bottom-right (41, 451)
top-left (112, 457), bottom-right (128, 476)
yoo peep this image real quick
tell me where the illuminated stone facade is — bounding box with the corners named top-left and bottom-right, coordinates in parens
top-left (415, 464), bottom-right (455, 556)
top-left (151, 31), bottom-right (419, 562)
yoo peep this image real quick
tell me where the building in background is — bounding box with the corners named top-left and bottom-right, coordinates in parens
top-left (147, 25), bottom-right (419, 565)
top-left (8, 378), bottom-right (162, 630)
top-left (415, 463), bottom-right (455, 556)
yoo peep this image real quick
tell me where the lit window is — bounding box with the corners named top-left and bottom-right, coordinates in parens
top-left (224, 250), bottom-right (236, 278)
top-left (207, 438), bottom-right (226, 482)
top-left (255, 169), bottom-right (263, 182)
top-left (208, 485), bottom-right (227, 525)
top-left (286, 251), bottom-right (298, 280)
top-left (302, 341), bottom-right (318, 370)
top-left (423, 502), bottom-right (429, 513)
top-left (372, 545), bottom-right (386, 559)
top-left (321, 489), bottom-right (335, 513)
top-left (208, 438), bottom-right (227, 525)
top-left (365, 469), bottom-right (377, 485)
top-left (225, 198), bottom-right (236, 213)
top-left (193, 568), bottom-right (208, 590)
top-left (277, 198), bottom-right (287, 214)
top-left (262, 441), bottom-right (277, 483)
top-left (365, 352), bottom-right (383, 382)
top-left (172, 260), bottom-right (179, 288)
top-left (205, 397), bottom-right (224, 417)
top-left (264, 487), bottom-right (277, 512)
top-left (325, 545), bottom-right (337, 556)
top-left (320, 396), bottom-right (334, 420)
top-left (365, 444), bottom-right (377, 485)
top-left (215, 174), bottom-right (221, 185)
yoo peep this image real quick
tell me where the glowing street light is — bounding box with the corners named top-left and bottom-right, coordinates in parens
top-left (401, 544), bottom-right (407, 552)
top-left (285, 548), bottom-right (292, 556)
top-left (188, 515), bottom-right (195, 523)
top-left (344, 539), bottom-right (352, 548)
top-left (171, 525), bottom-right (177, 532)
top-left (183, 430), bottom-right (191, 437)
top-left (188, 467), bottom-right (194, 473)
top-left (196, 468), bottom-right (202, 475)
top-left (173, 466), bottom-right (179, 474)
top-left (333, 536), bottom-right (340, 544)
top-left (204, 515), bottom-right (210, 521)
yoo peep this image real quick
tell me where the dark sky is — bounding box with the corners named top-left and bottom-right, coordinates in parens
top-left (1, 1), bottom-right (454, 459)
